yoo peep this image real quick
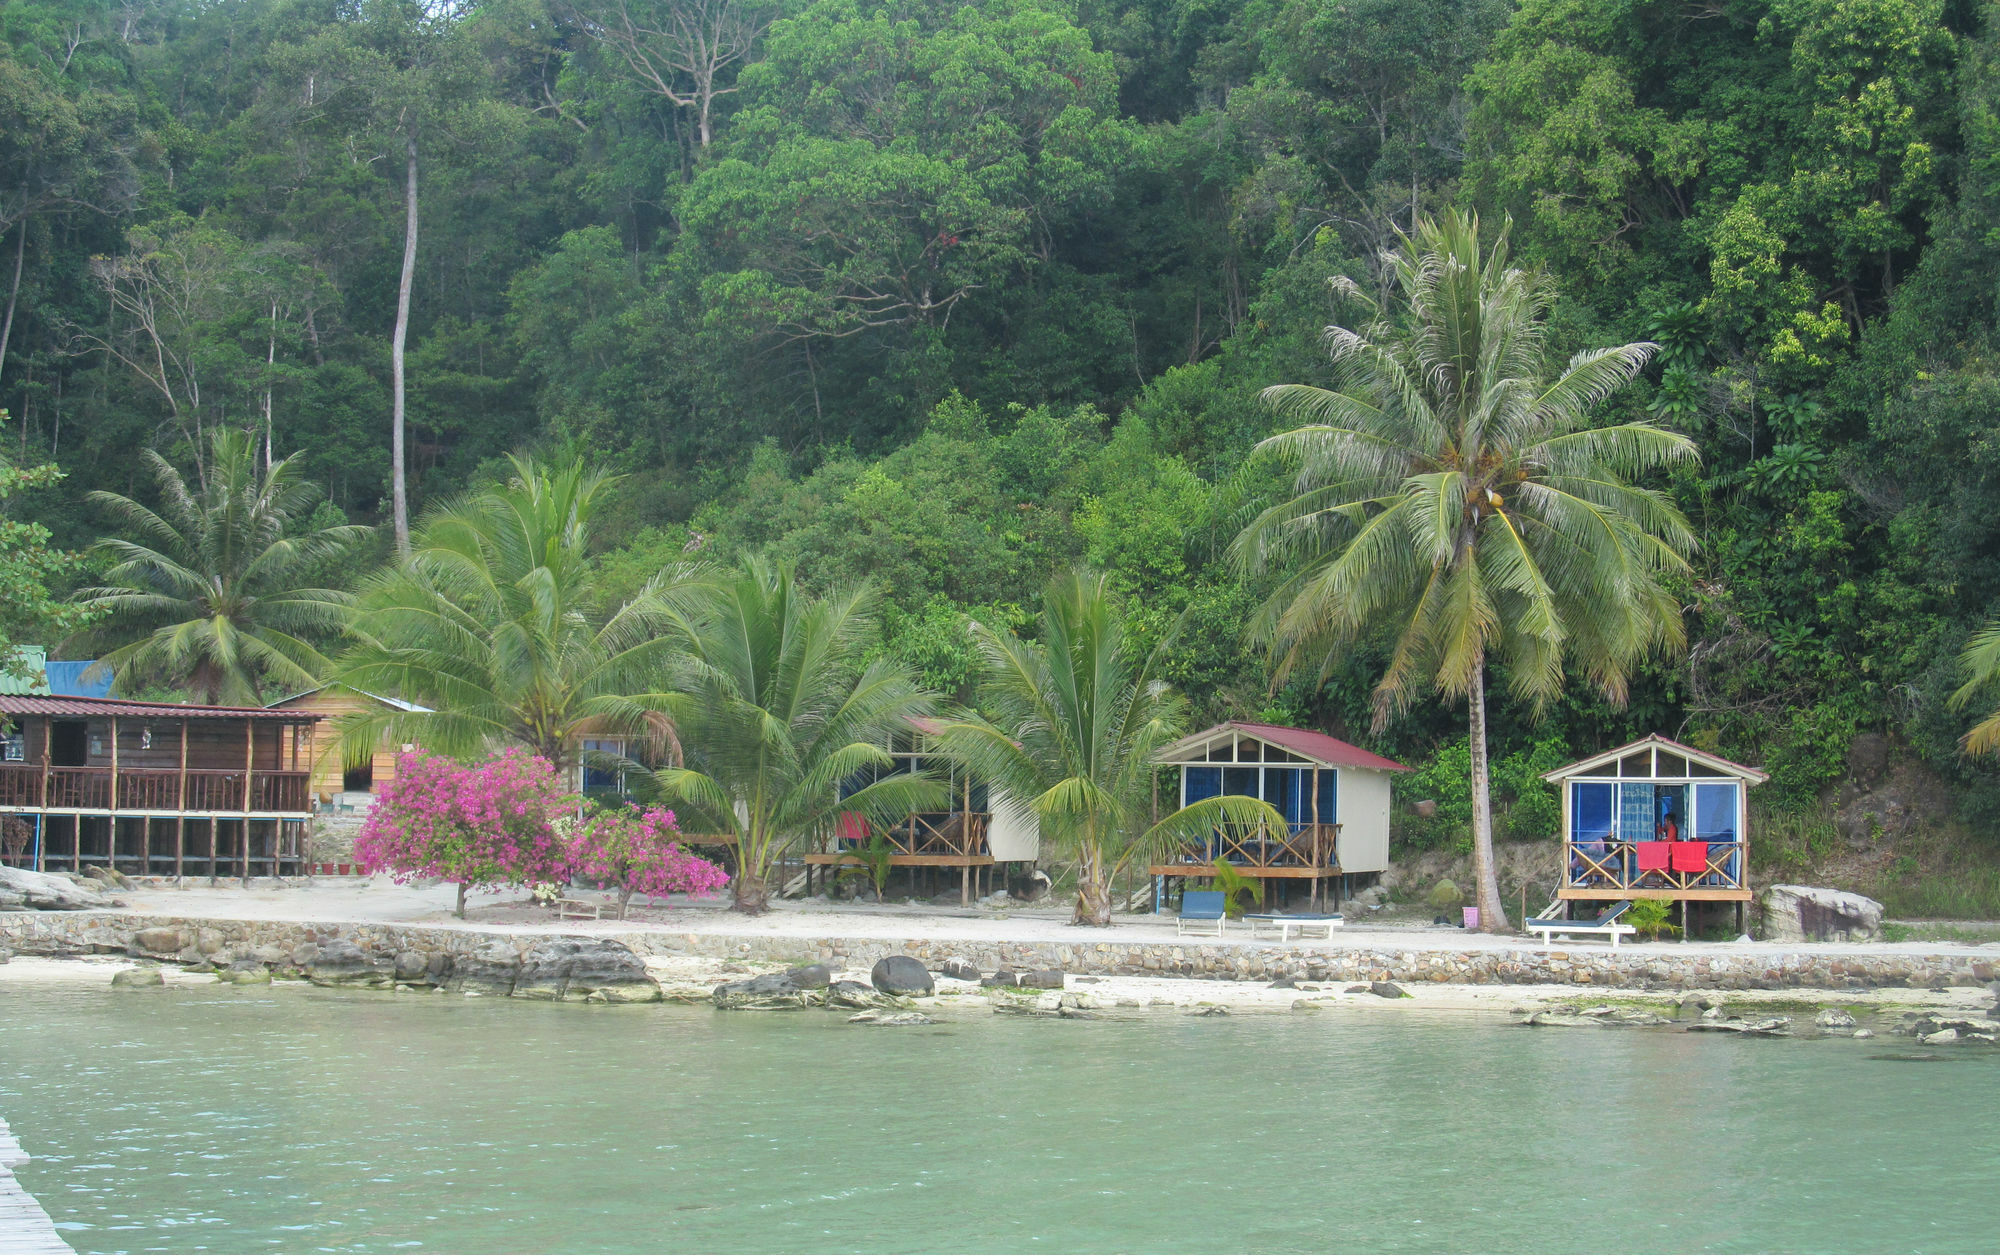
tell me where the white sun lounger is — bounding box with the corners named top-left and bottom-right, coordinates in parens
top-left (1524, 902), bottom-right (1636, 949)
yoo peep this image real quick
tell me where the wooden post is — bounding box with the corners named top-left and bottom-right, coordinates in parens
top-left (209, 816), bottom-right (218, 884)
top-left (1311, 767), bottom-right (1321, 912)
top-left (243, 720), bottom-right (254, 814)
top-left (175, 814), bottom-right (185, 882)
top-left (72, 815), bottom-right (80, 872)
top-left (109, 716), bottom-right (120, 871)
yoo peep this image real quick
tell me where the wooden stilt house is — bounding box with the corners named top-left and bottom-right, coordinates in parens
top-left (1149, 721), bottom-right (1408, 911)
top-left (803, 718), bottom-right (1039, 906)
top-left (0, 695), bottom-right (321, 879)
top-left (1544, 735), bottom-right (1766, 928)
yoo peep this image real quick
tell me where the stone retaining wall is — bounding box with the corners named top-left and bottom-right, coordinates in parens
top-left (5, 911), bottom-right (1996, 992)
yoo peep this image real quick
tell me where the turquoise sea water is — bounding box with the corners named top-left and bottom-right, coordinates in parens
top-left (1, 982), bottom-right (1996, 1255)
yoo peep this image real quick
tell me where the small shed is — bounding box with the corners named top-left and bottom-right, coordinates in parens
top-left (1150, 720), bottom-right (1408, 910)
top-left (1543, 735), bottom-right (1767, 924)
top-left (266, 686), bottom-right (431, 809)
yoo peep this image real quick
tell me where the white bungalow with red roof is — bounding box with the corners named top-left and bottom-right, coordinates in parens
top-left (1150, 720), bottom-right (1409, 911)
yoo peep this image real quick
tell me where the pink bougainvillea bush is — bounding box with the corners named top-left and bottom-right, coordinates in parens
top-left (354, 749), bottom-right (576, 917)
top-left (567, 804), bottom-right (728, 919)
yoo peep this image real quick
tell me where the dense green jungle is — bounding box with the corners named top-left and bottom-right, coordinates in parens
top-left (7, 0), bottom-right (2000, 914)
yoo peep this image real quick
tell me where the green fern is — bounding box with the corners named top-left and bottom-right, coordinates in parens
top-left (1207, 859), bottom-right (1262, 918)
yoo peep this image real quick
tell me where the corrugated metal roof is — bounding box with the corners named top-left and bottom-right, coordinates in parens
top-left (1158, 720), bottom-right (1411, 772)
top-left (0, 694), bottom-right (321, 721)
top-left (266, 685), bottom-right (433, 714)
top-left (0, 648), bottom-right (49, 695)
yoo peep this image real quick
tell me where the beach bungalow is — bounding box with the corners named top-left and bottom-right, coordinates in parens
top-left (1149, 721), bottom-right (1408, 912)
top-left (803, 718), bottom-right (1039, 906)
top-left (1543, 734), bottom-right (1766, 931)
top-left (265, 686), bottom-right (433, 811)
top-left (0, 694), bottom-right (320, 878)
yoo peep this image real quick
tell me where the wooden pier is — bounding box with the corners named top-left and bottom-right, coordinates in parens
top-left (0, 1117), bottom-right (73, 1254)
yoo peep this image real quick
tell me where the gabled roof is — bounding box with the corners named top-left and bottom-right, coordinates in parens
top-left (0, 694), bottom-right (320, 721)
top-left (266, 685), bottom-right (433, 714)
top-left (1541, 734), bottom-right (1769, 785)
top-left (1156, 720), bottom-right (1410, 772)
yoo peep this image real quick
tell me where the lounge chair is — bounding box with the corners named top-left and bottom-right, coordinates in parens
top-left (1523, 901), bottom-right (1636, 949)
top-left (1177, 890), bottom-right (1227, 937)
top-left (1243, 913), bottom-right (1343, 941)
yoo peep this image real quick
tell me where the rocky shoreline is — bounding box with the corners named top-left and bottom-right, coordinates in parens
top-left (5, 907), bottom-right (2000, 1004)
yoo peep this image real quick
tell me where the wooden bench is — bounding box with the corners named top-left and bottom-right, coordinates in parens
top-left (554, 898), bottom-right (604, 921)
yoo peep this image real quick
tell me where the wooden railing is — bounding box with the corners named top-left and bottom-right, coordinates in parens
top-left (837, 811), bottom-right (990, 858)
top-left (1564, 839), bottom-right (1745, 893)
top-left (1158, 822), bottom-right (1342, 871)
top-left (0, 764), bottom-right (313, 814)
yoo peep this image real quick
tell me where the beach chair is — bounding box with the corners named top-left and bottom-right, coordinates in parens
top-left (1177, 890), bottom-right (1227, 937)
top-left (1523, 901), bottom-right (1635, 950)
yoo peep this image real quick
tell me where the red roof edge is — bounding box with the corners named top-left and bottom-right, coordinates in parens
top-left (1224, 721), bottom-right (1411, 772)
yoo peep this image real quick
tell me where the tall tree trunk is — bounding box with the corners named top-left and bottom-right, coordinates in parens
top-left (390, 131), bottom-right (419, 555)
top-left (0, 216), bottom-right (25, 396)
top-left (262, 301), bottom-right (278, 471)
top-left (455, 881), bottom-right (468, 919)
top-left (1467, 660), bottom-right (1511, 933)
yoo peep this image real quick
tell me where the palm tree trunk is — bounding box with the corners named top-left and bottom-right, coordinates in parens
top-left (390, 131), bottom-right (419, 555)
top-left (1467, 661), bottom-right (1511, 933)
top-left (1073, 842), bottom-right (1112, 926)
top-left (732, 828), bottom-right (770, 914)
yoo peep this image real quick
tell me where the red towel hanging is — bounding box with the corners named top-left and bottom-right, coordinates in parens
top-left (1636, 841), bottom-right (1672, 872)
top-left (1670, 842), bottom-right (1708, 874)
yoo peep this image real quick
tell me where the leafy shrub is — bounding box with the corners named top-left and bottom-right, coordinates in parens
top-left (1624, 898), bottom-right (1679, 940)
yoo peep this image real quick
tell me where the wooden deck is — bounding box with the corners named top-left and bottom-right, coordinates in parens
top-left (0, 1118), bottom-right (75, 1254)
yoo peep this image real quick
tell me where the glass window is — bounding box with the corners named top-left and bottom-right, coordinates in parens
top-left (1223, 766), bottom-right (1259, 798)
top-left (581, 739), bottom-right (626, 792)
top-left (1572, 782), bottom-right (1614, 841)
top-left (1694, 783), bottom-right (1739, 841)
top-left (1315, 770), bottom-right (1338, 826)
top-left (1183, 766), bottom-right (1221, 806)
top-left (1264, 767), bottom-right (1303, 828)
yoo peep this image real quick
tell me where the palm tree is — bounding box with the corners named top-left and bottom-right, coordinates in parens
top-left (641, 556), bottom-right (945, 913)
top-left (1233, 210), bottom-right (1698, 933)
top-left (328, 457), bottom-right (684, 773)
top-left (71, 428), bottom-right (366, 705)
top-left (1949, 622), bottom-right (2000, 754)
top-left (931, 569), bottom-right (1286, 927)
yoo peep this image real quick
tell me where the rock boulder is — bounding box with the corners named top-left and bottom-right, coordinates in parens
top-left (1017, 969), bottom-right (1065, 990)
top-left (714, 968), bottom-right (824, 1010)
top-left (870, 955), bottom-right (934, 996)
top-left (304, 940), bottom-right (395, 990)
top-left (1760, 885), bottom-right (1884, 942)
top-left (935, 957), bottom-right (980, 983)
top-left (110, 966), bottom-right (164, 988)
top-left (513, 939), bottom-right (660, 1003)
top-left (446, 941), bottom-right (522, 995)
top-left (0, 865), bottom-right (115, 911)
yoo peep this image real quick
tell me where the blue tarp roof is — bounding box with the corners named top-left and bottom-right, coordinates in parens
top-left (44, 660), bottom-right (113, 699)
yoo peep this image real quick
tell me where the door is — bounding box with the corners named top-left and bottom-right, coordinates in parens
top-left (49, 720), bottom-right (87, 767)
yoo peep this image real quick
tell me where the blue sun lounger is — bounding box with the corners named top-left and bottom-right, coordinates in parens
top-left (1524, 901), bottom-right (1636, 949)
top-left (1177, 890), bottom-right (1227, 937)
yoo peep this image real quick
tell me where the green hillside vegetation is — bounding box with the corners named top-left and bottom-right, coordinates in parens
top-left (7, 0), bottom-right (2000, 912)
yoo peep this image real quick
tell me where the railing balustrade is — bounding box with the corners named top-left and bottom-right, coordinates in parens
top-left (0, 763), bottom-right (312, 814)
top-left (1564, 839), bottom-right (1744, 892)
top-left (1160, 822), bottom-right (1342, 870)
